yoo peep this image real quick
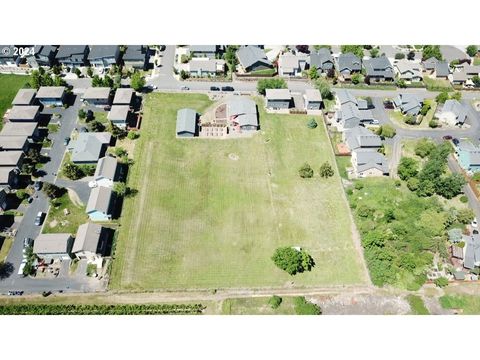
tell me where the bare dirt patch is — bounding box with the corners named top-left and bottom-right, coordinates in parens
top-left (67, 188), bottom-right (83, 207)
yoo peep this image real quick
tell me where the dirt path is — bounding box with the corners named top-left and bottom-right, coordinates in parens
top-left (67, 188), bottom-right (83, 207)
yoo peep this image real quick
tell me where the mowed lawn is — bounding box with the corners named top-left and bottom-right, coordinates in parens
top-left (110, 93), bottom-right (366, 290)
top-left (0, 74), bottom-right (29, 127)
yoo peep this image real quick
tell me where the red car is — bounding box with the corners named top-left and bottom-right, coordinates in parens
top-left (442, 135), bottom-right (453, 140)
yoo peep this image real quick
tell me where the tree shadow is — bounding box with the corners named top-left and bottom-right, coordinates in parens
top-left (0, 262), bottom-right (14, 280)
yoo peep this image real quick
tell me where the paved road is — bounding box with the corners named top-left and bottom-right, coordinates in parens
top-left (0, 94), bottom-right (96, 294)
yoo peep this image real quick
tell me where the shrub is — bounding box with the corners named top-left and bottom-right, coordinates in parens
top-left (16, 189), bottom-right (28, 200)
top-left (319, 161), bottom-right (334, 178)
top-left (294, 297), bottom-right (322, 315)
top-left (429, 120), bottom-right (438, 128)
top-left (434, 277), bottom-right (449, 288)
top-left (407, 177), bottom-right (420, 191)
top-left (298, 163), bottom-right (314, 178)
top-left (354, 182), bottom-right (364, 190)
top-left (78, 109), bottom-right (86, 119)
top-left (415, 138), bottom-right (436, 158)
top-left (460, 195), bottom-right (468, 203)
top-left (127, 131), bottom-right (140, 140)
top-left (271, 247), bottom-right (315, 275)
top-left (268, 295), bottom-right (282, 309)
top-left (257, 78), bottom-right (287, 95)
top-left (351, 73), bottom-right (362, 85)
top-left (62, 162), bottom-right (84, 180)
top-left (307, 118), bottom-right (317, 129)
top-left (395, 53), bottom-right (405, 60)
top-left (376, 124), bottom-right (396, 138)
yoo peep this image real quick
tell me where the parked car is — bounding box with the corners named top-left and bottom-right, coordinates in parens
top-left (443, 135), bottom-right (453, 140)
top-left (34, 212), bottom-right (44, 226)
top-left (86, 110), bottom-right (94, 121)
top-left (104, 105), bottom-right (111, 111)
top-left (23, 237), bottom-right (33, 248)
top-left (210, 86), bottom-right (220, 91)
top-left (221, 86), bottom-right (234, 92)
top-left (452, 138), bottom-right (460, 146)
top-left (383, 100), bottom-right (394, 109)
top-left (180, 86), bottom-right (189, 91)
top-left (26, 196), bottom-right (34, 204)
top-left (34, 181), bottom-right (42, 191)
top-left (64, 137), bottom-right (70, 146)
top-left (472, 217), bottom-right (478, 228)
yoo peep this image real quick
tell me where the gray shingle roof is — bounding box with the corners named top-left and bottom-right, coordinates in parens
top-left (36, 86), bottom-right (66, 99)
top-left (227, 97), bottom-right (258, 128)
top-left (304, 89), bottom-right (322, 102)
top-left (265, 88), bottom-right (291, 100)
top-left (56, 45), bottom-right (88, 59)
top-left (344, 126), bottom-right (382, 151)
top-left (88, 45), bottom-right (119, 60)
top-left (337, 53), bottom-right (362, 73)
top-left (82, 87), bottom-right (111, 100)
top-left (0, 135), bottom-right (28, 150)
top-left (86, 186), bottom-right (112, 214)
top-left (336, 89), bottom-right (358, 105)
top-left (72, 222), bottom-right (104, 254)
top-left (435, 61), bottom-right (450, 77)
top-left (8, 106), bottom-right (40, 121)
top-left (190, 45), bottom-right (217, 53)
top-left (94, 156), bottom-right (118, 180)
top-left (70, 132), bottom-right (111, 163)
top-left (176, 108), bottom-right (197, 135)
top-left (0, 167), bottom-right (15, 184)
top-left (364, 56), bottom-right (394, 78)
top-left (0, 151), bottom-right (23, 166)
top-left (237, 46), bottom-right (272, 70)
top-left (355, 149), bottom-right (389, 174)
top-left (12, 89), bottom-right (36, 105)
top-left (0, 122), bottom-right (37, 137)
top-left (442, 99), bottom-right (467, 124)
top-left (393, 93), bottom-right (423, 115)
top-left (310, 48), bottom-right (334, 71)
top-left (108, 105), bottom-right (130, 121)
top-left (189, 58), bottom-right (219, 72)
top-left (123, 45), bottom-right (146, 61)
top-left (33, 233), bottom-right (71, 255)
top-left (113, 88), bottom-right (134, 104)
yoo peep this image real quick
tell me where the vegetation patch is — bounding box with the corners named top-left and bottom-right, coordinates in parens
top-left (407, 295), bottom-right (429, 315)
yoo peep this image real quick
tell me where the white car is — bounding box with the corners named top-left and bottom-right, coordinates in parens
top-left (472, 218), bottom-right (478, 228)
top-left (17, 262), bottom-right (26, 276)
top-left (88, 180), bottom-right (98, 188)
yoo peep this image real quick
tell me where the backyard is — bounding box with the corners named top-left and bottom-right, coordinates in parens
top-left (0, 74), bottom-right (29, 129)
top-left (110, 93), bottom-right (367, 290)
top-left (42, 192), bottom-right (88, 234)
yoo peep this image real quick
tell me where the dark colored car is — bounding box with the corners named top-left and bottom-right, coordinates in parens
top-left (23, 237), bottom-right (33, 247)
top-left (64, 137), bottom-right (70, 146)
top-left (210, 86), bottom-right (220, 91)
top-left (34, 212), bottom-right (44, 226)
top-left (34, 181), bottom-right (42, 191)
top-left (452, 138), bottom-right (460, 145)
top-left (221, 86), bottom-right (234, 92)
top-left (443, 135), bottom-right (453, 140)
top-left (383, 100), bottom-right (394, 109)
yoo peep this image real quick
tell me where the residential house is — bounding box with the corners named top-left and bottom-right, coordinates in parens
top-left (69, 132), bottom-right (112, 164)
top-left (278, 52), bottom-right (308, 77)
top-left (188, 58), bottom-right (225, 77)
top-left (113, 88), bottom-right (134, 106)
top-left (12, 89), bottom-right (36, 106)
top-left (227, 97), bottom-right (259, 132)
top-left (8, 106), bottom-right (40, 122)
top-left (55, 45), bottom-right (89, 67)
top-left (36, 86), bottom-right (66, 106)
top-left (343, 126), bottom-right (382, 152)
top-left (463, 233), bottom-right (480, 269)
top-left (123, 45), bottom-right (148, 70)
top-left (351, 149), bottom-right (389, 177)
top-left (0, 167), bottom-right (20, 187)
top-left (393, 93), bottom-right (423, 116)
top-left (176, 108), bottom-right (197, 137)
top-left (0, 122), bottom-right (39, 139)
top-left (336, 52), bottom-right (362, 80)
top-left (451, 65), bottom-right (480, 87)
top-left (303, 89), bottom-right (323, 110)
top-left (455, 140), bottom-right (480, 172)
top-left (189, 45), bottom-right (218, 59)
top-left (310, 48), bottom-right (334, 73)
top-left (89, 156), bottom-right (118, 188)
top-left (0, 45), bottom-right (19, 67)
top-left (265, 89), bottom-right (292, 109)
top-left (86, 186), bottom-right (113, 221)
top-left (72, 223), bottom-right (108, 262)
top-left (394, 60), bottom-right (423, 82)
top-left (422, 57), bottom-right (449, 78)
top-left (364, 56), bottom-right (394, 82)
top-left (439, 99), bottom-right (467, 126)
top-left (107, 105), bottom-right (131, 128)
top-left (0, 135), bottom-right (29, 152)
top-left (33, 233), bottom-right (74, 260)
top-left (236, 46), bottom-right (273, 73)
top-left (88, 45), bottom-right (121, 69)
top-left (81, 87), bottom-right (111, 106)
top-left (0, 151), bottom-right (24, 169)
top-left (26, 45), bottom-right (58, 68)
top-left (335, 89), bottom-right (373, 129)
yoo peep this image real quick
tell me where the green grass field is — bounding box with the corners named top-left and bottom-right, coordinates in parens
top-left (42, 192), bottom-right (88, 234)
top-left (110, 93), bottom-right (366, 290)
top-left (0, 74), bottom-right (29, 129)
top-left (439, 295), bottom-right (480, 314)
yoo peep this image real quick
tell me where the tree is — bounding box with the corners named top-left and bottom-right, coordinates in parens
top-left (127, 131), bottom-right (140, 140)
top-left (450, 91), bottom-right (462, 101)
top-left (429, 119), bottom-right (438, 128)
top-left (398, 157), bottom-right (419, 180)
top-left (26, 148), bottom-right (41, 164)
top-left (472, 75), bottom-right (480, 88)
top-left (457, 208), bottom-right (475, 224)
top-left (223, 45), bottom-right (239, 70)
top-left (307, 118), bottom-right (317, 129)
top-left (319, 161), bottom-right (334, 178)
top-left (396, 78), bottom-right (406, 88)
top-left (415, 138), bottom-right (436, 158)
top-left (271, 247), bottom-right (314, 275)
top-left (298, 163), bottom-right (314, 178)
top-left (294, 296), bottom-right (322, 315)
top-left (395, 53), bottom-right (405, 60)
top-left (434, 277), bottom-right (449, 288)
top-left (407, 51), bottom-right (415, 61)
top-left (131, 71), bottom-right (146, 91)
top-left (62, 162), bottom-right (84, 180)
top-left (103, 75), bottom-right (114, 88)
top-left (86, 67), bottom-right (94, 77)
top-left (326, 67), bottom-right (336, 79)
top-left (257, 78), bottom-right (287, 95)
top-left (113, 182), bottom-right (127, 197)
top-left (435, 174), bottom-right (465, 199)
top-left (376, 124), bottom-right (396, 138)
top-left (108, 122), bottom-right (128, 139)
top-left (91, 75), bottom-right (103, 87)
top-left (268, 295), bottom-right (282, 309)
top-left (74, 68), bottom-right (82, 77)
top-left (422, 45), bottom-right (443, 61)
top-left (407, 177), bottom-right (420, 191)
top-left (308, 66), bottom-right (319, 80)
top-left (315, 78), bottom-right (333, 100)
top-left (340, 45), bottom-right (364, 58)
top-left (435, 91), bottom-right (449, 104)
top-left (466, 45), bottom-right (478, 57)
top-left (179, 70), bottom-right (189, 80)
top-left (78, 109), bottom-right (86, 120)
top-left (416, 179), bottom-right (435, 197)
top-left (351, 73), bottom-right (362, 84)
top-left (88, 120), bottom-right (105, 133)
top-left (370, 47), bottom-right (379, 58)
top-left (419, 102), bottom-right (431, 116)
top-left (295, 45), bottom-right (310, 54)
top-left (42, 182), bottom-right (63, 199)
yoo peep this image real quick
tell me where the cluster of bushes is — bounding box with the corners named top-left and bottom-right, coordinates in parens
top-left (294, 297), bottom-right (322, 315)
top-left (62, 162), bottom-right (95, 180)
top-left (257, 78), bottom-right (287, 95)
top-left (298, 162), bottom-right (334, 179)
top-left (271, 247), bottom-right (315, 275)
top-left (0, 303), bottom-right (205, 315)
